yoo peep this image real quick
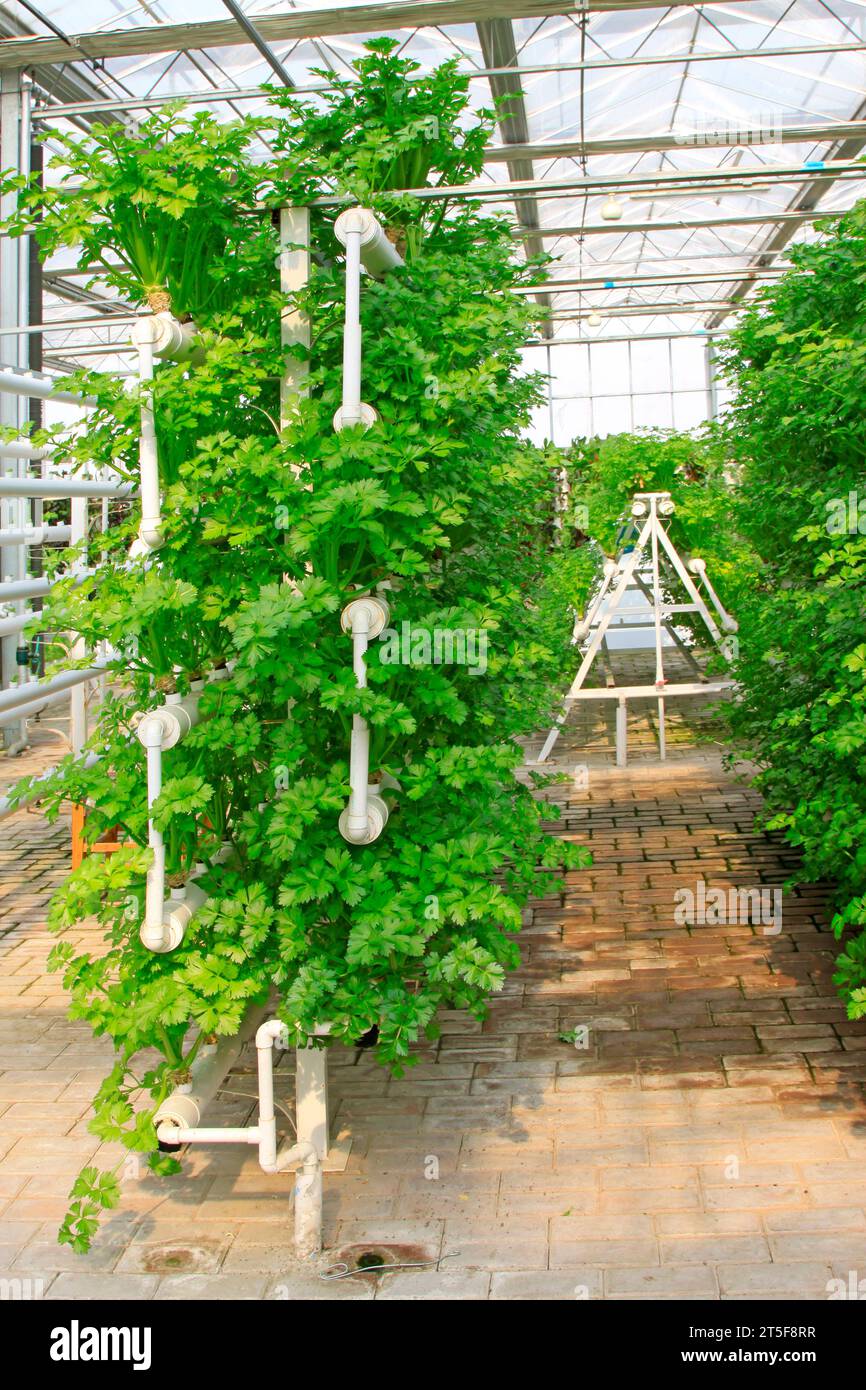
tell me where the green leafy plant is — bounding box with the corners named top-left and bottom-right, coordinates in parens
top-left (3, 43), bottom-right (588, 1252)
top-left (717, 204), bottom-right (866, 1018)
top-left (3, 108), bottom-right (271, 316)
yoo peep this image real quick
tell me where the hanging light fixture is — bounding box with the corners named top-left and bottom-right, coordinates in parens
top-left (586, 311), bottom-right (603, 328)
top-left (600, 194), bottom-right (624, 222)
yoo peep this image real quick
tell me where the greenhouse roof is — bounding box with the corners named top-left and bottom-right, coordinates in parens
top-left (2, 0), bottom-right (866, 350)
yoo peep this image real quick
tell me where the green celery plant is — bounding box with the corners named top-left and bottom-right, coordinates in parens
top-left (1, 43), bottom-right (587, 1253)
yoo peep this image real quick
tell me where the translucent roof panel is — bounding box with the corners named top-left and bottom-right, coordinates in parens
top-left (3, 0), bottom-right (866, 355)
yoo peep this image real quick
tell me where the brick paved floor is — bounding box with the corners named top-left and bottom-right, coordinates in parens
top-left (1, 694), bottom-right (865, 1301)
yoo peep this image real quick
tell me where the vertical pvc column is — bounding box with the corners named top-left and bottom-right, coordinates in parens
top-left (296, 1037), bottom-right (330, 1162)
top-left (135, 321), bottom-right (162, 551)
top-left (649, 497), bottom-right (665, 687)
top-left (340, 226), bottom-right (363, 428)
top-left (616, 697), bottom-right (628, 768)
top-left (278, 208), bottom-right (330, 1163)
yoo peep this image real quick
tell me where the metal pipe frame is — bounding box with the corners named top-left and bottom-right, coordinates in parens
top-left (516, 268), bottom-right (786, 295)
top-left (527, 329), bottom-right (727, 347)
top-left (0, 2), bottom-right (759, 71)
top-left (29, 41), bottom-right (866, 120)
top-left (311, 160), bottom-right (866, 206)
top-left (546, 302), bottom-right (743, 319)
top-left (0, 313), bottom-right (138, 337)
top-left (218, 0), bottom-right (294, 87)
top-left (520, 209), bottom-right (846, 238)
top-left (488, 120), bottom-right (866, 164)
top-left (0, 364), bottom-right (93, 404)
top-left (0, 659), bottom-right (106, 716)
top-left (1, 69), bottom-right (28, 749)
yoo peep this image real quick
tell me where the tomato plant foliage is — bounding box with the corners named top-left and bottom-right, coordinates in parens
top-left (2, 42), bottom-right (588, 1251)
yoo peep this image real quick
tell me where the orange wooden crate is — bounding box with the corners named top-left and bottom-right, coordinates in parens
top-left (71, 805), bottom-right (135, 870)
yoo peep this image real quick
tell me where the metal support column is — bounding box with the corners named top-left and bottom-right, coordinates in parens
top-left (0, 71), bottom-right (27, 749)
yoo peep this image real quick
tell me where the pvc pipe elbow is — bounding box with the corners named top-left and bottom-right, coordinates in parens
top-left (333, 402), bottom-right (377, 433)
top-left (137, 712), bottom-right (168, 750)
top-left (340, 595), bottom-right (390, 639)
top-left (334, 208), bottom-right (403, 277)
top-left (262, 1139), bottom-right (318, 1176)
top-left (339, 792), bottom-right (389, 845)
top-left (140, 917), bottom-right (183, 954)
top-left (137, 520), bottom-right (164, 552)
top-left (154, 1091), bottom-right (203, 1136)
top-left (256, 1019), bottom-right (289, 1050)
top-left (132, 313), bottom-right (205, 366)
top-left (135, 694), bottom-right (200, 751)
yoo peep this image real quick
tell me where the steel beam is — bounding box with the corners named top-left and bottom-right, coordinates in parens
top-left (31, 42), bottom-right (866, 121)
top-left (708, 96), bottom-right (866, 328)
top-left (477, 17), bottom-right (549, 328)
top-left (527, 330), bottom-right (728, 346)
top-left (547, 302), bottom-right (743, 318)
top-left (517, 268), bottom-right (785, 294)
top-left (487, 120), bottom-right (866, 163)
top-left (314, 160), bottom-right (866, 205)
top-left (0, 3), bottom-right (756, 70)
top-left (519, 209), bottom-right (846, 238)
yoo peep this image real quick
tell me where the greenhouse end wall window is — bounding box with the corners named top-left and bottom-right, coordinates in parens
top-left (522, 336), bottom-right (730, 443)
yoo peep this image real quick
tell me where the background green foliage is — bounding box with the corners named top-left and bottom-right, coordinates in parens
top-left (718, 205), bottom-right (866, 1020)
top-left (543, 205), bottom-right (866, 1029)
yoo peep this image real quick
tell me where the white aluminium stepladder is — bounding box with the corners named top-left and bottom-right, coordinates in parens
top-left (536, 491), bottom-right (738, 766)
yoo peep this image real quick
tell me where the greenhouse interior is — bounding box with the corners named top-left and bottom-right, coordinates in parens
top-left (0, 0), bottom-right (865, 1335)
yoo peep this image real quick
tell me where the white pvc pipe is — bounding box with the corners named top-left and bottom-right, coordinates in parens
top-left (0, 441), bottom-right (49, 461)
top-left (134, 319), bottom-right (163, 552)
top-left (688, 557), bottom-right (739, 633)
top-left (347, 603), bottom-right (371, 837)
top-left (0, 684), bottom-right (74, 725)
top-left (0, 574), bottom-right (52, 602)
top-left (154, 1013), bottom-right (323, 1259)
top-left (338, 595), bottom-right (390, 845)
top-left (0, 659), bottom-right (106, 714)
top-left (332, 208), bottom-right (401, 434)
top-left (341, 224), bottom-right (364, 428)
top-left (131, 312), bottom-right (205, 554)
top-left (141, 722), bottom-right (166, 949)
top-left (0, 476), bottom-right (136, 499)
top-left (255, 1019), bottom-right (322, 1258)
top-left (136, 694), bottom-right (203, 952)
top-left (0, 608), bottom-right (35, 637)
top-left (0, 366), bottom-right (95, 406)
top-left (335, 207), bottom-right (404, 279)
top-left (163, 1126), bottom-right (260, 1144)
top-left (152, 1006), bottom-right (270, 1137)
top-left (0, 523), bottom-right (71, 546)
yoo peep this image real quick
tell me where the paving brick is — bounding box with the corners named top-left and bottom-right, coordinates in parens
top-left (605, 1265), bottom-right (718, 1298)
top-left (717, 1262), bottom-right (834, 1297)
top-left (3, 731), bottom-right (864, 1300)
top-left (46, 1272), bottom-right (159, 1300)
top-left (490, 1270), bottom-right (603, 1300)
